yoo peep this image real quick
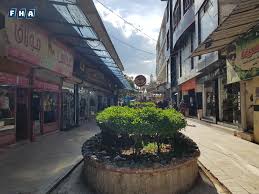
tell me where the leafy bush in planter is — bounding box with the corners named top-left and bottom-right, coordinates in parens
top-left (97, 106), bottom-right (186, 135)
top-left (96, 106), bottom-right (186, 156)
top-left (128, 102), bottom-right (156, 108)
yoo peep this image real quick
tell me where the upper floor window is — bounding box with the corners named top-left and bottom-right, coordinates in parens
top-left (198, 0), bottom-right (217, 43)
top-left (179, 50), bottom-right (182, 77)
top-left (173, 0), bottom-right (181, 30)
top-left (191, 31), bottom-right (194, 69)
top-left (183, 0), bottom-right (194, 14)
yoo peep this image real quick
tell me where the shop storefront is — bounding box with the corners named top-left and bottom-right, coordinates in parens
top-left (0, 18), bottom-right (73, 146)
top-left (33, 79), bottom-right (61, 135)
top-left (226, 29), bottom-right (259, 142)
top-left (221, 78), bottom-right (241, 125)
top-left (62, 81), bottom-right (76, 130)
top-left (204, 80), bottom-right (218, 120)
top-left (0, 71), bottom-right (30, 146)
top-left (180, 78), bottom-right (197, 117)
top-left (197, 67), bottom-right (222, 123)
top-left (89, 92), bottom-right (98, 115)
top-left (0, 85), bottom-right (16, 144)
top-left (78, 86), bottom-right (90, 125)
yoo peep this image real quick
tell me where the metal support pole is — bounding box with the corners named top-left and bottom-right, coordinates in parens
top-left (28, 68), bottom-right (34, 141)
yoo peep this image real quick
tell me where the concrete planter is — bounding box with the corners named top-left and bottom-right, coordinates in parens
top-left (83, 156), bottom-right (199, 194)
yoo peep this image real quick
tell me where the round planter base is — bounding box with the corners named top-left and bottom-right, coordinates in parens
top-left (83, 157), bottom-right (199, 194)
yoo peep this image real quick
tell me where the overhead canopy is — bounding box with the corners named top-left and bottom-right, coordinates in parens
top-left (46, 0), bottom-right (132, 90)
top-left (192, 0), bottom-right (259, 57)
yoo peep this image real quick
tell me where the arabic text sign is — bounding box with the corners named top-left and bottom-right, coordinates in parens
top-left (6, 19), bottom-right (73, 77)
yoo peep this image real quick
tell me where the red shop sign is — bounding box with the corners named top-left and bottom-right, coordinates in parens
top-left (180, 78), bottom-right (196, 92)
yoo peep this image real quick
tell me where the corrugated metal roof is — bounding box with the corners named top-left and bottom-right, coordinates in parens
top-left (192, 0), bottom-right (259, 57)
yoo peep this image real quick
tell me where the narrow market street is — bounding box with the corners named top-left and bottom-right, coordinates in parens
top-left (1, 117), bottom-right (259, 194)
top-left (0, 0), bottom-right (259, 193)
top-left (50, 118), bottom-right (259, 194)
top-left (184, 119), bottom-right (259, 194)
top-left (0, 121), bottom-right (99, 194)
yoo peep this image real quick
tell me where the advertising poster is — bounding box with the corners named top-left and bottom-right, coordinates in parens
top-left (227, 31), bottom-right (259, 84)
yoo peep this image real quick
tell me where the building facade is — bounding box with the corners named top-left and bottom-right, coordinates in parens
top-left (0, 0), bottom-right (130, 147)
top-left (156, 4), bottom-right (171, 100)
top-left (158, 0), bottom-right (237, 121)
top-left (191, 0), bottom-right (259, 142)
top-left (157, 0), bottom-right (259, 140)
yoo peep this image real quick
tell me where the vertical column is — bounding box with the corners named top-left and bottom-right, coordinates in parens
top-left (202, 83), bottom-right (206, 118)
top-left (75, 84), bottom-right (79, 126)
top-left (218, 77), bottom-right (223, 121)
top-left (240, 81), bottom-right (247, 131)
top-left (28, 68), bottom-right (34, 141)
top-left (58, 78), bottom-right (63, 131)
top-left (254, 83), bottom-right (259, 143)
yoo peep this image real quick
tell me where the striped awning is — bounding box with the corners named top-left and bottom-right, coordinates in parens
top-left (192, 0), bottom-right (259, 57)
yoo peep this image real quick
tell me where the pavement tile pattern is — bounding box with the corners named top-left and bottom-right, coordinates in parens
top-left (0, 121), bottom-right (99, 194)
top-left (1, 118), bottom-right (259, 194)
top-left (184, 119), bottom-right (259, 194)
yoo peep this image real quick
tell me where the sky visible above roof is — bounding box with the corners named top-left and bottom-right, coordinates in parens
top-left (94, 0), bottom-right (166, 82)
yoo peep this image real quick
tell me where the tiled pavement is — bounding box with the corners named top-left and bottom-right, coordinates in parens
top-left (0, 121), bottom-right (100, 194)
top-left (184, 119), bottom-right (259, 194)
top-left (2, 118), bottom-right (259, 194)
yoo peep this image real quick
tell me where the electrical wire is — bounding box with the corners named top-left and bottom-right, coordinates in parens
top-left (109, 34), bottom-right (156, 55)
top-left (51, 0), bottom-right (156, 63)
top-left (94, 0), bottom-right (157, 42)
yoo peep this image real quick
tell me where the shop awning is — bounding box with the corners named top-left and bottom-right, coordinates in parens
top-left (192, 0), bottom-right (259, 57)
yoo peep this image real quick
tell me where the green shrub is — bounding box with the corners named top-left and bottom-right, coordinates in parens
top-left (96, 106), bottom-right (186, 136)
top-left (96, 106), bottom-right (186, 156)
top-left (128, 102), bottom-right (156, 108)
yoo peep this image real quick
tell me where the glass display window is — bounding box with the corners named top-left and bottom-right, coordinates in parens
top-left (0, 86), bottom-right (15, 131)
top-left (43, 92), bottom-right (58, 124)
top-left (62, 90), bottom-right (75, 129)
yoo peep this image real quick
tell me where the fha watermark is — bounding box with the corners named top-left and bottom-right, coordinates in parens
top-left (9, 8), bottom-right (36, 19)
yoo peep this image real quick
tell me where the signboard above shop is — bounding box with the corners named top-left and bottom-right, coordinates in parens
top-left (227, 30), bottom-right (259, 84)
top-left (4, 18), bottom-right (74, 78)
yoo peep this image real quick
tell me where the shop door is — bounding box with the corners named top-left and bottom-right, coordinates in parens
top-left (32, 92), bottom-right (41, 135)
top-left (62, 91), bottom-right (75, 129)
top-left (188, 90), bottom-right (197, 116)
top-left (16, 88), bottom-right (29, 141)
